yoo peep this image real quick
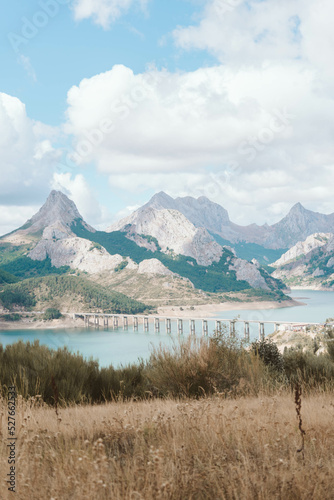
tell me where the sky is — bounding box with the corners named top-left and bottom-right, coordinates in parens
top-left (1, 0), bottom-right (334, 235)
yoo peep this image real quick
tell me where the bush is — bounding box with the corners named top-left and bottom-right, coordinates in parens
top-left (1, 336), bottom-right (334, 406)
top-left (251, 339), bottom-right (284, 373)
top-left (145, 335), bottom-right (272, 398)
top-left (0, 313), bottom-right (21, 322)
top-left (114, 260), bottom-right (128, 273)
top-left (43, 308), bottom-right (62, 320)
top-left (283, 349), bottom-right (334, 389)
top-left (0, 341), bottom-right (148, 405)
top-left (325, 328), bottom-right (334, 362)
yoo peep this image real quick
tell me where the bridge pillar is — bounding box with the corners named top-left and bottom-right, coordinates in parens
top-left (113, 316), bottom-right (119, 329)
top-left (154, 318), bottom-right (160, 333)
top-left (133, 316), bottom-right (138, 331)
top-left (189, 319), bottom-right (196, 335)
top-left (215, 320), bottom-right (222, 336)
top-left (259, 323), bottom-right (265, 341)
top-left (95, 315), bottom-right (98, 328)
top-left (165, 318), bottom-right (171, 334)
top-left (144, 317), bottom-right (149, 332)
top-left (104, 316), bottom-right (108, 328)
top-left (202, 320), bottom-right (208, 336)
top-left (244, 322), bottom-right (250, 341)
top-left (123, 316), bottom-right (128, 330)
top-left (178, 318), bottom-right (183, 335)
top-left (229, 321), bottom-right (236, 337)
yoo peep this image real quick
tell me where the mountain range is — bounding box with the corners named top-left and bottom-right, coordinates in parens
top-left (111, 191), bottom-right (334, 250)
top-left (1, 190), bottom-right (334, 314)
top-left (0, 191), bottom-right (290, 312)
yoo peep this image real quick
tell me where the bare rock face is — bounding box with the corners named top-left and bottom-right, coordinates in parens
top-left (144, 191), bottom-right (231, 234)
top-left (108, 206), bottom-right (223, 266)
top-left (272, 233), bottom-right (334, 289)
top-left (29, 234), bottom-right (134, 274)
top-left (138, 259), bottom-right (175, 276)
top-left (229, 259), bottom-right (270, 290)
top-left (326, 257), bottom-right (334, 268)
top-left (273, 233), bottom-right (332, 267)
top-left (22, 190), bottom-right (95, 235)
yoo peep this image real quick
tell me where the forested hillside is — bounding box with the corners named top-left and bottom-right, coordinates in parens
top-left (0, 275), bottom-right (151, 314)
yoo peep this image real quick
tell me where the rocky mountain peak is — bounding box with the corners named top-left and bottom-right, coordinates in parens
top-left (146, 191), bottom-right (175, 210)
top-left (20, 190), bottom-right (94, 236)
top-left (287, 202), bottom-right (307, 216)
top-left (142, 192), bottom-right (230, 232)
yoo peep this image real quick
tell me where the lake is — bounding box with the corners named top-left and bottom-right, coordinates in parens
top-left (0, 290), bottom-right (333, 367)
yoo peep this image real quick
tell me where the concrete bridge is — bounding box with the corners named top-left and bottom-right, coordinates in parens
top-left (72, 313), bottom-right (323, 341)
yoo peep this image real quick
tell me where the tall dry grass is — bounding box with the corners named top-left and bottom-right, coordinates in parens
top-left (1, 391), bottom-right (334, 499)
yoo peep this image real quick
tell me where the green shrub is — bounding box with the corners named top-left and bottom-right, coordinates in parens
top-left (114, 260), bottom-right (128, 273)
top-left (0, 341), bottom-right (148, 405)
top-left (43, 308), bottom-right (62, 320)
top-left (0, 313), bottom-right (21, 322)
top-left (251, 339), bottom-right (284, 373)
top-left (89, 242), bottom-right (102, 252)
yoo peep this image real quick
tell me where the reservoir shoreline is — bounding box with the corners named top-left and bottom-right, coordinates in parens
top-left (0, 298), bottom-right (303, 331)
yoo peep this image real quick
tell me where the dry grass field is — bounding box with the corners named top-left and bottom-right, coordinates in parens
top-left (1, 392), bottom-right (334, 500)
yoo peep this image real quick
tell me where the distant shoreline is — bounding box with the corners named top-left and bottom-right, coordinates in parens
top-left (157, 298), bottom-right (304, 318)
top-left (0, 298), bottom-right (304, 331)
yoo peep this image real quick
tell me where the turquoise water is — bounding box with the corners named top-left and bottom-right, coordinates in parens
top-left (0, 290), bottom-right (333, 367)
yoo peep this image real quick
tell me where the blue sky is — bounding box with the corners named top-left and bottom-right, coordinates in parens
top-left (2, 1), bottom-right (213, 124)
top-left (1, 0), bottom-right (334, 235)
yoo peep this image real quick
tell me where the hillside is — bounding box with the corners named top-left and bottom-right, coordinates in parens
top-left (0, 275), bottom-right (151, 314)
top-left (272, 234), bottom-right (334, 290)
top-left (72, 220), bottom-right (287, 296)
top-left (0, 268), bottom-right (19, 284)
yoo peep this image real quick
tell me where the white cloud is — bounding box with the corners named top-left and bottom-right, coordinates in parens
top-left (51, 172), bottom-right (111, 227)
top-left (174, 0), bottom-right (334, 81)
top-left (0, 92), bottom-right (58, 207)
top-left (60, 0), bottom-right (334, 223)
top-left (173, 0), bottom-right (302, 65)
top-left (0, 205), bottom-right (40, 237)
top-left (72, 0), bottom-right (149, 29)
top-left (62, 55), bottom-right (334, 223)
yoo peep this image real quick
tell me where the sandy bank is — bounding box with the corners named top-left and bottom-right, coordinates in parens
top-left (0, 315), bottom-right (84, 332)
top-left (157, 299), bottom-right (304, 318)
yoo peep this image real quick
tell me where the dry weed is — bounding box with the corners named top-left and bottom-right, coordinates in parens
top-left (1, 392), bottom-right (333, 499)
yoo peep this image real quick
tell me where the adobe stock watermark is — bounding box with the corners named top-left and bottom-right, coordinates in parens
top-left (238, 108), bottom-right (295, 162)
top-left (57, 71), bottom-right (164, 173)
top-left (8, 0), bottom-right (70, 54)
top-left (204, 107), bottom-right (296, 199)
top-left (213, 0), bottom-right (243, 16)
